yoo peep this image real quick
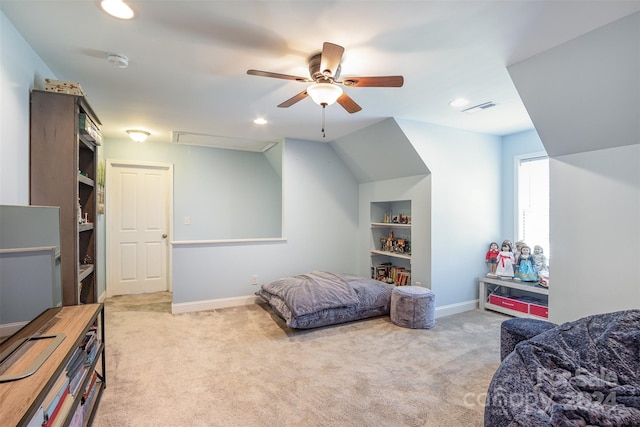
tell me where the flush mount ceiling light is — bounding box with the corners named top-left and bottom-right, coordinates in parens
top-left (306, 83), bottom-right (343, 107)
top-left (127, 130), bottom-right (150, 142)
top-left (100, 0), bottom-right (134, 19)
top-left (107, 53), bottom-right (128, 68)
top-left (253, 118), bottom-right (268, 125)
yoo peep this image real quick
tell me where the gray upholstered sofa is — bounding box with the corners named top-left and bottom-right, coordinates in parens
top-left (484, 310), bottom-right (640, 426)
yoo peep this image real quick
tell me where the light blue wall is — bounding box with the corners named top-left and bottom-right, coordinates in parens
top-left (172, 138), bottom-right (360, 304)
top-left (0, 12), bottom-right (55, 205)
top-left (500, 129), bottom-right (546, 241)
top-left (105, 139), bottom-right (282, 240)
top-left (396, 119), bottom-right (502, 307)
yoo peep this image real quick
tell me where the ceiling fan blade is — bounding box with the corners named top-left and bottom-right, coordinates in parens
top-left (336, 93), bottom-right (362, 114)
top-left (341, 76), bottom-right (404, 87)
top-left (320, 42), bottom-right (344, 77)
top-left (277, 90), bottom-right (309, 108)
top-left (247, 69), bottom-right (311, 82)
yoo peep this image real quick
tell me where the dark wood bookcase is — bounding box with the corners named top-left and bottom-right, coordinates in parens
top-left (30, 90), bottom-right (101, 305)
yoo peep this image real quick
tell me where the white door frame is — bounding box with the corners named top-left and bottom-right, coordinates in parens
top-left (105, 159), bottom-right (173, 297)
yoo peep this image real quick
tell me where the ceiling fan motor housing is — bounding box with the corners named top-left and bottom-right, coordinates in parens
top-left (308, 53), bottom-right (340, 82)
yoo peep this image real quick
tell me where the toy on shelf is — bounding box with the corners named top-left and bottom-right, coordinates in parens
top-left (485, 242), bottom-right (499, 276)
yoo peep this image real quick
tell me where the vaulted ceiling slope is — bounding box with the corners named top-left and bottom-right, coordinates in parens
top-left (1, 2), bottom-right (639, 145)
top-left (509, 12), bottom-right (640, 157)
top-left (331, 118), bottom-right (429, 183)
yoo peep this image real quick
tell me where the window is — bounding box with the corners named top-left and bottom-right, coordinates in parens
top-left (516, 155), bottom-right (549, 258)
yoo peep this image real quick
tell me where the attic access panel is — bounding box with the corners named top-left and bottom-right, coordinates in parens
top-left (172, 131), bottom-right (277, 152)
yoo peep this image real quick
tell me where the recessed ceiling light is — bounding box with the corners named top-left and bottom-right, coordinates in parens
top-left (100, 0), bottom-right (134, 19)
top-left (449, 98), bottom-right (470, 108)
top-left (253, 118), bottom-right (268, 125)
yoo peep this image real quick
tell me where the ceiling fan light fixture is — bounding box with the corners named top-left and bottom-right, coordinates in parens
top-left (307, 83), bottom-right (343, 106)
top-left (127, 129), bottom-right (150, 142)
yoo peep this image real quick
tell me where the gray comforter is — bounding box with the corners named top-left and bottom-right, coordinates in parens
top-left (256, 271), bottom-right (394, 329)
top-left (485, 309), bottom-right (640, 426)
top-left (259, 271), bottom-right (360, 318)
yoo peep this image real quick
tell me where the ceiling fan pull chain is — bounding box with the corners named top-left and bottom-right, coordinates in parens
top-left (321, 104), bottom-right (326, 138)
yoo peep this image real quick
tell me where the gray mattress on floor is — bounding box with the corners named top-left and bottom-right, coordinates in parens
top-left (256, 271), bottom-right (394, 329)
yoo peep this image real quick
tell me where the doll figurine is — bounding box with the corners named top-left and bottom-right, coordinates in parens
top-left (514, 245), bottom-right (538, 281)
top-left (495, 242), bottom-right (515, 278)
top-left (532, 245), bottom-right (550, 286)
top-left (514, 240), bottom-right (527, 265)
top-left (485, 242), bottom-right (499, 276)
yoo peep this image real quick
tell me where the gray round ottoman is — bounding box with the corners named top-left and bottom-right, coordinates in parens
top-left (500, 317), bottom-right (556, 360)
top-left (390, 286), bottom-right (435, 329)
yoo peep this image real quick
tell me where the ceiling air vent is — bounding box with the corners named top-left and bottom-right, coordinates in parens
top-left (461, 101), bottom-right (497, 114)
top-left (172, 131), bottom-right (277, 152)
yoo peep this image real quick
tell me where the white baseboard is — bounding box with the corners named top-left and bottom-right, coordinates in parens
top-left (172, 295), bottom-right (262, 314)
top-left (0, 321), bottom-right (28, 338)
top-left (171, 295), bottom-right (479, 318)
top-left (434, 299), bottom-right (478, 318)
top-left (98, 290), bottom-right (107, 303)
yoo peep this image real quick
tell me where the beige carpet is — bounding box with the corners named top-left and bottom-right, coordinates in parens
top-left (93, 292), bottom-right (507, 427)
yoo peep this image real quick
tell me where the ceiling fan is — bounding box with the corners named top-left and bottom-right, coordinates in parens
top-left (247, 42), bottom-right (404, 114)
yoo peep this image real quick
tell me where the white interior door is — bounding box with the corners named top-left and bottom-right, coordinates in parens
top-left (106, 160), bottom-right (172, 296)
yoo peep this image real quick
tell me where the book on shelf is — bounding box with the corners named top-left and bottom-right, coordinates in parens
top-left (68, 404), bottom-right (83, 427)
top-left (81, 371), bottom-right (98, 404)
top-left (69, 365), bottom-right (89, 397)
top-left (43, 387), bottom-right (70, 427)
top-left (396, 270), bottom-right (411, 286)
top-left (41, 374), bottom-right (70, 420)
top-left (372, 263), bottom-right (411, 286)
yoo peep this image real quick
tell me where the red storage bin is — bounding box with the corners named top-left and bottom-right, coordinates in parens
top-left (529, 303), bottom-right (549, 318)
top-left (489, 295), bottom-right (528, 314)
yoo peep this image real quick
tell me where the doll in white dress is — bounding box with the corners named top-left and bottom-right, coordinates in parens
top-left (495, 242), bottom-right (515, 278)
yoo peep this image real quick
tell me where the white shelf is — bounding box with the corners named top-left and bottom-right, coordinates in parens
top-left (478, 276), bottom-right (549, 319)
top-left (371, 249), bottom-right (411, 260)
top-left (78, 174), bottom-right (94, 186)
top-left (371, 222), bottom-right (411, 229)
top-left (78, 223), bottom-right (94, 232)
top-left (480, 276), bottom-right (548, 295)
top-left (78, 263), bottom-right (94, 282)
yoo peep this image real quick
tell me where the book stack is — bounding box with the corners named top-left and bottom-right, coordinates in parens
top-left (372, 263), bottom-right (411, 286)
top-left (35, 325), bottom-right (101, 427)
top-left (395, 269), bottom-right (411, 286)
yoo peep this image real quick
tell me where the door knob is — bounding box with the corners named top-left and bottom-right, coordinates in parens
top-left (162, 234), bottom-right (167, 238)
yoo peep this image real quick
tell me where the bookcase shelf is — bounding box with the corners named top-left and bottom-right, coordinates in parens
top-left (370, 200), bottom-right (412, 285)
top-left (0, 304), bottom-right (105, 427)
top-left (370, 249), bottom-right (411, 260)
top-left (30, 90), bottom-right (101, 305)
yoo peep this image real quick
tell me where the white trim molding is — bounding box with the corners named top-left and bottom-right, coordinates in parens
top-left (434, 299), bottom-right (478, 318)
top-left (172, 295), bottom-right (478, 318)
top-left (172, 295), bottom-right (262, 314)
